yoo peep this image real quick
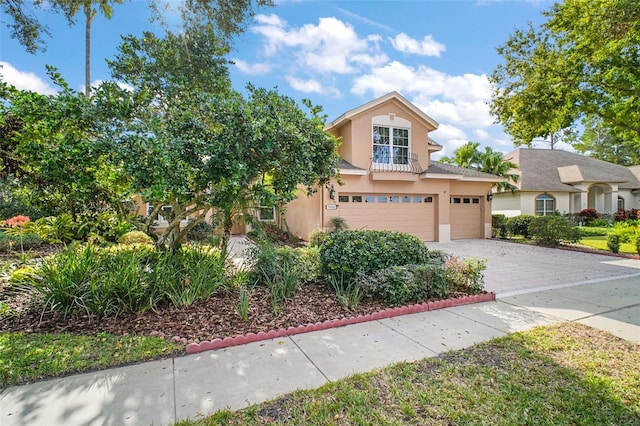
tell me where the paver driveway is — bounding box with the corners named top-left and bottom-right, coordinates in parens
top-left (427, 239), bottom-right (640, 295)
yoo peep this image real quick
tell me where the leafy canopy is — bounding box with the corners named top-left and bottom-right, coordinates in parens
top-left (440, 142), bottom-right (519, 193)
top-left (490, 0), bottom-right (640, 150)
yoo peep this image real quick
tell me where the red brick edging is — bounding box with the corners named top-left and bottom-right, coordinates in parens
top-left (185, 292), bottom-right (496, 354)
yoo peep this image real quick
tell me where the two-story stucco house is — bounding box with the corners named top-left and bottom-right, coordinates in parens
top-left (284, 92), bottom-right (502, 242)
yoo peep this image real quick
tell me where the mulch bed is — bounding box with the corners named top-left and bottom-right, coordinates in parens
top-left (0, 284), bottom-right (392, 344)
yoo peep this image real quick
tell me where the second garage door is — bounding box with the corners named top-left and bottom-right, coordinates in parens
top-left (336, 194), bottom-right (436, 241)
top-left (450, 196), bottom-right (482, 239)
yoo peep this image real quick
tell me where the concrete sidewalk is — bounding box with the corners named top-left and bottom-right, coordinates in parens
top-left (1, 274), bottom-right (638, 426)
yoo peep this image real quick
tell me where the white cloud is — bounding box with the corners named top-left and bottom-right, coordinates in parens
top-left (473, 129), bottom-right (490, 140)
top-left (251, 15), bottom-right (387, 75)
top-left (352, 62), bottom-right (494, 128)
top-left (430, 124), bottom-right (468, 140)
top-left (286, 77), bottom-right (341, 97)
top-left (233, 59), bottom-right (272, 75)
top-left (0, 62), bottom-right (57, 95)
top-left (390, 33), bottom-right (446, 57)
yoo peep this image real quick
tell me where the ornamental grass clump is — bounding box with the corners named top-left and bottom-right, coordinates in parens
top-left (22, 243), bottom-right (228, 318)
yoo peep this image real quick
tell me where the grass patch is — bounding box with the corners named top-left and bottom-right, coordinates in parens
top-left (177, 323), bottom-right (640, 425)
top-left (578, 236), bottom-right (637, 254)
top-left (0, 332), bottom-right (182, 387)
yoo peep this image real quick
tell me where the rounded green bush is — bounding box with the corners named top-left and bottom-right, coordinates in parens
top-left (528, 215), bottom-right (580, 247)
top-left (636, 235), bottom-right (640, 255)
top-left (118, 231), bottom-right (153, 245)
top-left (319, 230), bottom-right (430, 280)
top-left (507, 214), bottom-right (534, 238)
top-left (308, 229), bottom-right (328, 247)
top-left (607, 233), bottom-right (621, 253)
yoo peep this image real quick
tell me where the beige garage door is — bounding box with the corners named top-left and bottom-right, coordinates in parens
top-left (336, 194), bottom-right (436, 241)
top-left (450, 196), bottom-right (482, 239)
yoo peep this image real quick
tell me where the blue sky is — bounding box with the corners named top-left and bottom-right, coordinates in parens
top-left (1, 0), bottom-right (559, 159)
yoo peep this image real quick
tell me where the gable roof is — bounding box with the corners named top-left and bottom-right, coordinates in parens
top-left (325, 91), bottom-right (439, 132)
top-left (504, 148), bottom-right (640, 192)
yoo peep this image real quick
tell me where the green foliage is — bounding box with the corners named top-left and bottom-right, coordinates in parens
top-left (589, 218), bottom-right (609, 227)
top-left (577, 226), bottom-right (609, 238)
top-left (328, 216), bottom-right (348, 232)
top-left (328, 272), bottom-right (362, 309)
top-left (0, 231), bottom-right (42, 252)
top-left (76, 211), bottom-right (133, 243)
top-left (23, 244), bottom-right (228, 318)
top-left (186, 220), bottom-right (214, 242)
top-left (636, 235), bottom-right (640, 255)
top-left (236, 287), bottom-right (251, 322)
top-left (491, 214), bottom-right (507, 238)
top-left (440, 142), bottom-right (519, 192)
top-left (490, 0), bottom-right (640, 148)
top-left (250, 243), bottom-right (319, 287)
top-left (118, 230), bottom-right (154, 245)
top-left (444, 257), bottom-right (486, 294)
top-left (606, 234), bottom-right (621, 254)
top-left (528, 215), bottom-right (580, 247)
top-left (320, 230), bottom-right (431, 281)
top-left (26, 214), bottom-right (77, 244)
top-left (308, 229), bottom-right (328, 247)
top-left (611, 221), bottom-right (639, 243)
top-left (506, 214), bottom-right (533, 238)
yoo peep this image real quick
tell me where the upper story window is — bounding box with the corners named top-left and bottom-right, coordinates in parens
top-left (373, 125), bottom-right (409, 165)
top-left (535, 194), bottom-right (555, 215)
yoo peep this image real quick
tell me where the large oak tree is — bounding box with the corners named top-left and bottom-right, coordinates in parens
top-left (490, 0), bottom-right (640, 149)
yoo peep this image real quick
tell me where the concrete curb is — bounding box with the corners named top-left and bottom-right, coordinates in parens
top-left (185, 292), bottom-right (496, 354)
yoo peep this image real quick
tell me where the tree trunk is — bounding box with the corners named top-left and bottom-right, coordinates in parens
top-left (85, 3), bottom-right (92, 97)
top-left (220, 208), bottom-right (233, 258)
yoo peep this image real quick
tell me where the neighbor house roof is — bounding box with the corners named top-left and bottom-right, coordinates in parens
top-left (422, 161), bottom-right (503, 182)
top-left (504, 148), bottom-right (640, 192)
top-left (325, 91), bottom-right (439, 132)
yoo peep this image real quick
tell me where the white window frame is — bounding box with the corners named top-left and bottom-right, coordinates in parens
top-left (257, 206), bottom-right (276, 222)
top-left (535, 194), bottom-right (555, 216)
top-left (372, 125), bottom-right (410, 166)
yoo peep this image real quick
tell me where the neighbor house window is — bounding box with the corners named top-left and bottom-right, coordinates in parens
top-left (372, 125), bottom-right (409, 165)
top-left (618, 197), bottom-right (625, 210)
top-left (535, 194), bottom-right (555, 215)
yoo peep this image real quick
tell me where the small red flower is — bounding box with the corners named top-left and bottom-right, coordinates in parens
top-left (1, 215), bottom-right (30, 228)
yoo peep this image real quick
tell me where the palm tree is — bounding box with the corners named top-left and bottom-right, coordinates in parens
top-left (442, 141), bottom-right (520, 193)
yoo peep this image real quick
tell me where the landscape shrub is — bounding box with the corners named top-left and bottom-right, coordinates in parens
top-left (444, 256), bottom-right (486, 294)
top-left (611, 221), bottom-right (639, 243)
top-left (589, 218), bottom-right (609, 227)
top-left (636, 235), bottom-right (640, 255)
top-left (118, 230), bottom-right (154, 245)
top-left (328, 216), bottom-right (349, 232)
top-left (23, 244), bottom-right (228, 318)
top-left (0, 231), bottom-right (43, 252)
top-left (319, 230), bottom-right (430, 281)
top-left (577, 226), bottom-right (609, 238)
top-left (25, 214), bottom-right (77, 244)
top-left (308, 229), bottom-right (328, 247)
top-left (578, 208), bottom-right (600, 225)
top-left (491, 214), bottom-right (507, 238)
top-left (249, 243), bottom-right (320, 287)
top-left (528, 215), bottom-right (580, 247)
top-left (186, 220), bottom-right (214, 242)
top-left (76, 211), bottom-right (133, 243)
top-left (606, 234), bottom-right (621, 253)
top-left (506, 214), bottom-right (533, 238)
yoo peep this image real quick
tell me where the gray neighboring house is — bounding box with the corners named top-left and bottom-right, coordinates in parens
top-left (492, 148), bottom-right (640, 217)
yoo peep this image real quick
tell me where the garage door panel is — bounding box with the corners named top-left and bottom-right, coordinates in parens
top-left (337, 194), bottom-right (435, 241)
top-left (450, 196), bottom-right (482, 239)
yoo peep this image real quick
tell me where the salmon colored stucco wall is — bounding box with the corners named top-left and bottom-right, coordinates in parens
top-left (333, 99), bottom-right (435, 171)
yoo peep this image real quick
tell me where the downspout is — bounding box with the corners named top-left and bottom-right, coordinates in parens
top-left (321, 185), bottom-right (325, 231)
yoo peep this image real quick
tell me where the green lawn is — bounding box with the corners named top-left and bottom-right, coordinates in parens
top-left (177, 323), bottom-right (640, 425)
top-left (578, 235), bottom-right (638, 254)
top-left (0, 332), bottom-right (182, 387)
